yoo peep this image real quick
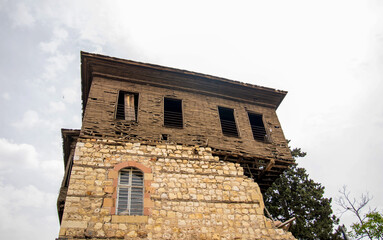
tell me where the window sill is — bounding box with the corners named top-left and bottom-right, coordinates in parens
top-left (223, 134), bottom-right (240, 138)
top-left (114, 119), bottom-right (138, 123)
top-left (111, 215), bottom-right (148, 223)
top-left (163, 125), bottom-right (183, 129)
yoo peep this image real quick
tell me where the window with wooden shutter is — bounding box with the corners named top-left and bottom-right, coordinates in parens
top-left (218, 106), bottom-right (239, 137)
top-left (116, 168), bottom-right (144, 215)
top-left (116, 91), bottom-right (139, 121)
top-left (248, 112), bottom-right (267, 142)
top-left (164, 98), bottom-right (183, 128)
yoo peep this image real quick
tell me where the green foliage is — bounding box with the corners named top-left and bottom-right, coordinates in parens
top-left (287, 140), bottom-right (307, 159)
top-left (337, 186), bottom-right (382, 239)
top-left (263, 142), bottom-right (342, 239)
top-left (350, 211), bottom-right (383, 240)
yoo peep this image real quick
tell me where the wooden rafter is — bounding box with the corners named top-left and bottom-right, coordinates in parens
top-left (212, 150), bottom-right (294, 192)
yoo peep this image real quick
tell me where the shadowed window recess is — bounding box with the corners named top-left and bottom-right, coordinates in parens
top-left (164, 98), bottom-right (183, 128)
top-left (116, 168), bottom-right (144, 215)
top-left (248, 112), bottom-right (268, 142)
top-left (116, 91), bottom-right (139, 121)
top-left (218, 106), bottom-right (239, 137)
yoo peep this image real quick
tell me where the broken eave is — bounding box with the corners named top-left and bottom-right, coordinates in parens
top-left (212, 149), bottom-right (294, 192)
top-left (81, 52), bottom-right (287, 118)
top-left (61, 129), bottom-right (80, 169)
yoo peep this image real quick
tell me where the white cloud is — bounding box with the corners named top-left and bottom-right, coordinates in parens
top-left (0, 183), bottom-right (55, 210)
top-left (46, 86), bottom-right (56, 93)
top-left (48, 101), bottom-right (66, 113)
top-left (12, 109), bottom-right (64, 131)
top-left (12, 110), bottom-right (40, 129)
top-left (93, 44), bottom-right (104, 54)
top-left (40, 158), bottom-right (62, 176)
top-left (41, 53), bottom-right (75, 82)
top-left (40, 40), bottom-right (60, 54)
top-left (0, 138), bottom-right (39, 169)
top-left (62, 87), bottom-right (78, 104)
top-left (2, 92), bottom-right (10, 100)
top-left (25, 1), bottom-right (141, 57)
top-left (0, 138), bottom-right (62, 184)
top-left (10, 3), bottom-right (35, 27)
top-left (0, 0), bottom-right (8, 10)
top-left (0, 181), bottom-right (58, 240)
top-left (39, 27), bottom-right (69, 54)
top-left (72, 115), bottom-right (81, 126)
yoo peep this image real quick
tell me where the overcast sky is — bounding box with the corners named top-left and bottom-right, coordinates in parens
top-left (0, 1), bottom-right (382, 239)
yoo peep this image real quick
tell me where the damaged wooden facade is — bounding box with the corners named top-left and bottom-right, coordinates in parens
top-left (57, 52), bottom-right (295, 240)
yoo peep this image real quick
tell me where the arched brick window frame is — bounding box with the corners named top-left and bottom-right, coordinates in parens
top-left (108, 161), bottom-right (153, 216)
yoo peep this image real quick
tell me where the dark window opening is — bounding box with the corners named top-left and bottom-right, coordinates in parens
top-left (116, 91), bottom-right (139, 121)
top-left (161, 134), bottom-right (169, 141)
top-left (218, 107), bottom-right (238, 137)
top-left (248, 112), bottom-right (267, 141)
top-left (164, 98), bottom-right (183, 128)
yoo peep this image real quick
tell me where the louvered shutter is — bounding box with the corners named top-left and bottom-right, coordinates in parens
top-left (117, 168), bottom-right (144, 215)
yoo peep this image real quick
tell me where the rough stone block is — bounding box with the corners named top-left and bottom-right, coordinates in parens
top-left (103, 198), bottom-right (114, 207)
top-left (104, 186), bottom-right (114, 193)
top-left (108, 170), bottom-right (118, 179)
top-left (61, 220), bottom-right (87, 229)
top-left (111, 215), bottom-right (148, 223)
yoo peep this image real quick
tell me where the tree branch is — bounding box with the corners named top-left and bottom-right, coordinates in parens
top-left (336, 186), bottom-right (374, 240)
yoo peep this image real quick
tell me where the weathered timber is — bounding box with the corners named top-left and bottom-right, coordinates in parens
top-left (57, 52), bottom-right (297, 240)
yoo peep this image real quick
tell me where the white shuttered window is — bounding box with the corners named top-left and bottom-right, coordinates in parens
top-left (116, 168), bottom-right (144, 215)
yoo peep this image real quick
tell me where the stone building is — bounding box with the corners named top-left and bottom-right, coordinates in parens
top-left (57, 52), bottom-right (296, 239)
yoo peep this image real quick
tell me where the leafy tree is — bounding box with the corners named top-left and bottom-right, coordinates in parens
top-left (351, 212), bottom-right (383, 239)
top-left (263, 142), bottom-right (342, 239)
top-left (337, 186), bottom-right (383, 239)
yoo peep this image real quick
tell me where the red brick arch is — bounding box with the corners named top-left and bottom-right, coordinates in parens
top-left (113, 161), bottom-right (152, 173)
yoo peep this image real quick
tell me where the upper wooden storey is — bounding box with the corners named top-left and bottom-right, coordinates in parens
top-left (80, 52), bottom-right (293, 168)
top-left (81, 52), bottom-right (287, 113)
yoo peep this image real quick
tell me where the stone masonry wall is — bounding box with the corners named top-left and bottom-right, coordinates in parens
top-left (58, 138), bottom-right (295, 240)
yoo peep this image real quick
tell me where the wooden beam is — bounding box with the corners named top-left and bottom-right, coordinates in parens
top-left (265, 159), bottom-right (275, 172)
